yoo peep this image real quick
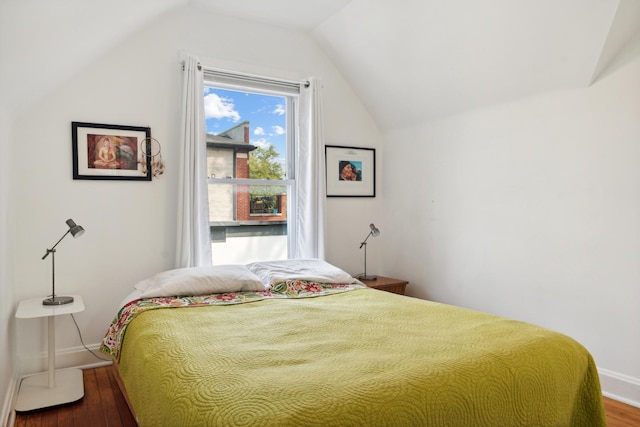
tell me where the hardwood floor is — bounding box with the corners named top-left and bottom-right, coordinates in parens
top-left (605, 396), bottom-right (640, 427)
top-left (14, 366), bottom-right (640, 426)
top-left (14, 366), bottom-right (136, 427)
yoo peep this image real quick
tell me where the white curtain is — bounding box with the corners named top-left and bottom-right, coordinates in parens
top-left (175, 53), bottom-right (212, 268)
top-left (295, 78), bottom-right (326, 259)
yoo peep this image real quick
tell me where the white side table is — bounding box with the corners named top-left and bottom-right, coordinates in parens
top-left (15, 295), bottom-right (85, 411)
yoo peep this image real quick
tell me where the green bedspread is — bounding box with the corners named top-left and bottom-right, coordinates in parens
top-left (106, 287), bottom-right (606, 426)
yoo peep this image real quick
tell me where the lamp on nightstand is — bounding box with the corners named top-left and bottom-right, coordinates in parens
top-left (356, 223), bottom-right (380, 281)
top-left (41, 218), bottom-right (85, 305)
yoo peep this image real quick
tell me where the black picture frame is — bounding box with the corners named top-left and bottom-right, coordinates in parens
top-left (72, 121), bottom-right (151, 181)
top-left (325, 145), bottom-right (376, 197)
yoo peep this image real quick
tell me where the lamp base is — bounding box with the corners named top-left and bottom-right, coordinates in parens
top-left (43, 296), bottom-right (74, 306)
top-left (357, 274), bottom-right (377, 281)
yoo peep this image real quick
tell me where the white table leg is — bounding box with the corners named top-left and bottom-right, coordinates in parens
top-left (48, 315), bottom-right (55, 388)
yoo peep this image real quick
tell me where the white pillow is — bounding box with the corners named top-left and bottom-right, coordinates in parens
top-left (246, 258), bottom-right (355, 286)
top-left (134, 265), bottom-right (267, 298)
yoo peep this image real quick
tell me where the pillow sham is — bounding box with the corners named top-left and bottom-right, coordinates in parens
top-left (134, 265), bottom-right (267, 298)
top-left (246, 258), bottom-right (355, 286)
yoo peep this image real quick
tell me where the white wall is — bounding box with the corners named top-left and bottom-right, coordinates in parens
top-left (0, 108), bottom-right (17, 425)
top-left (9, 5), bottom-right (383, 374)
top-left (382, 40), bottom-right (640, 405)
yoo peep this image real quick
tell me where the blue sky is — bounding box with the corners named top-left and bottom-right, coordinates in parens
top-left (204, 87), bottom-right (287, 163)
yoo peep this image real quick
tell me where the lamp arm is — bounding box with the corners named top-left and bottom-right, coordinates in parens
top-left (359, 231), bottom-right (373, 249)
top-left (41, 229), bottom-right (71, 260)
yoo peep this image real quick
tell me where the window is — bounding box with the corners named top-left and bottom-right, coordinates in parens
top-left (203, 70), bottom-right (299, 265)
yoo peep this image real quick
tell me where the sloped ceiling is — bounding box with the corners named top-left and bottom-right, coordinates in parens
top-left (0, 0), bottom-right (187, 118)
top-left (1, 0), bottom-right (638, 129)
top-left (313, 0), bottom-right (640, 128)
top-left (191, 0), bottom-right (352, 31)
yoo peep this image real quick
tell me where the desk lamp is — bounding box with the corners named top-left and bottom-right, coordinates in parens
top-left (41, 219), bottom-right (85, 305)
top-left (357, 223), bottom-right (380, 280)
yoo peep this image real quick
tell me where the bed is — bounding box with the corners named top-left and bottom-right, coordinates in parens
top-left (101, 259), bottom-right (606, 426)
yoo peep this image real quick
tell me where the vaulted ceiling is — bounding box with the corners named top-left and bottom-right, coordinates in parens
top-left (1, 0), bottom-right (639, 129)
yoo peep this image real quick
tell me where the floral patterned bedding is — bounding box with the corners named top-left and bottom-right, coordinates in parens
top-left (101, 280), bottom-right (366, 361)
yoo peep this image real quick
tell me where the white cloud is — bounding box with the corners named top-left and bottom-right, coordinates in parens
top-left (273, 104), bottom-right (285, 115)
top-left (251, 138), bottom-right (271, 149)
top-left (204, 93), bottom-right (240, 121)
top-left (254, 127), bottom-right (265, 135)
top-left (272, 125), bottom-right (285, 135)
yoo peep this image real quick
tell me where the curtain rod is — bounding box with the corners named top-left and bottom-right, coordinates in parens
top-left (203, 67), bottom-right (307, 89)
top-left (180, 57), bottom-right (311, 88)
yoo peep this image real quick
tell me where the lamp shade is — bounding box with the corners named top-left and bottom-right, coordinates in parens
top-left (66, 219), bottom-right (85, 238)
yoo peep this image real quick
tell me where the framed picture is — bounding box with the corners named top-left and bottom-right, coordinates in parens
top-left (325, 145), bottom-right (376, 197)
top-left (72, 122), bottom-right (151, 181)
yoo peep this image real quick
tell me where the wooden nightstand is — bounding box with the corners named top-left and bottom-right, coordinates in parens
top-left (359, 276), bottom-right (408, 295)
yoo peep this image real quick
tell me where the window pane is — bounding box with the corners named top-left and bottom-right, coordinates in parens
top-left (205, 88), bottom-right (288, 170)
top-left (204, 85), bottom-right (294, 265)
top-left (208, 182), bottom-right (289, 264)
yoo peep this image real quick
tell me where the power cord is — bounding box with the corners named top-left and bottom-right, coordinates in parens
top-left (70, 313), bottom-right (111, 362)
